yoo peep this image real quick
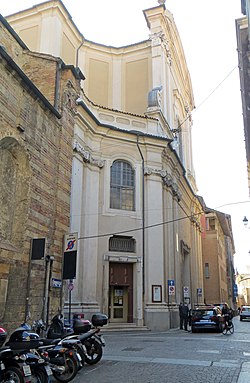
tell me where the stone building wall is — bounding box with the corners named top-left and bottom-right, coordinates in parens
top-left (0, 15), bottom-right (83, 331)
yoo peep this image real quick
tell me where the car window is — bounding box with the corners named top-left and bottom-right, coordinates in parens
top-left (242, 307), bottom-right (250, 312)
top-left (193, 310), bottom-right (214, 318)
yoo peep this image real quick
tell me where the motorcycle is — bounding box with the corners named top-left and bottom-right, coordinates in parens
top-left (6, 326), bottom-right (80, 383)
top-left (72, 314), bottom-right (107, 365)
top-left (35, 312), bottom-right (108, 365)
top-left (0, 327), bottom-right (32, 383)
top-left (31, 319), bottom-right (85, 372)
top-left (36, 341), bottom-right (80, 383)
top-left (0, 348), bottom-right (33, 383)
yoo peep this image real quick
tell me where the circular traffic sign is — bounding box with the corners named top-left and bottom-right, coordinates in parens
top-left (68, 283), bottom-right (74, 291)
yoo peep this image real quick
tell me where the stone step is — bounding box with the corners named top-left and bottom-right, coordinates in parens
top-left (102, 323), bottom-right (150, 332)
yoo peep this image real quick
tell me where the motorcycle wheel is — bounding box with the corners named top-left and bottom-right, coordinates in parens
top-left (74, 344), bottom-right (85, 370)
top-left (30, 368), bottom-right (49, 383)
top-left (4, 366), bottom-right (25, 383)
top-left (84, 339), bottom-right (103, 365)
top-left (52, 353), bottom-right (78, 383)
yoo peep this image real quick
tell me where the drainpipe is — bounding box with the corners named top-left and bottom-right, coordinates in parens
top-left (76, 35), bottom-right (84, 68)
top-left (136, 135), bottom-right (145, 295)
top-left (54, 60), bottom-right (62, 110)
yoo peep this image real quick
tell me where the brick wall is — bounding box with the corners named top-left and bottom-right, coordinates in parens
top-left (0, 16), bottom-right (81, 331)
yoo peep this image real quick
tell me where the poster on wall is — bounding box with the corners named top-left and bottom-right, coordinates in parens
top-left (152, 285), bottom-right (162, 302)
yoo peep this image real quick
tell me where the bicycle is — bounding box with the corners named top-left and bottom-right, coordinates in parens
top-left (222, 319), bottom-right (234, 335)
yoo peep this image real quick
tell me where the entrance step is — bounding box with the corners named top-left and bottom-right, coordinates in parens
top-left (102, 323), bottom-right (150, 332)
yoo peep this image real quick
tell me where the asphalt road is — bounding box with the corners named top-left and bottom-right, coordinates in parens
top-left (75, 315), bottom-right (250, 383)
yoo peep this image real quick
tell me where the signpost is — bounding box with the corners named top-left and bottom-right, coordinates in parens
top-left (62, 233), bottom-right (78, 280)
top-left (68, 280), bottom-right (74, 323)
top-left (167, 280), bottom-right (175, 305)
top-left (197, 288), bottom-right (202, 305)
top-left (183, 286), bottom-right (189, 298)
top-left (62, 233), bottom-right (78, 323)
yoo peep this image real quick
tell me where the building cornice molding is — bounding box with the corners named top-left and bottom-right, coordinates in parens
top-left (72, 139), bottom-right (104, 168)
top-left (144, 166), bottom-right (182, 201)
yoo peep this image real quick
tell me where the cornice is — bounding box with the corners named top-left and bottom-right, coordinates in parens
top-left (144, 166), bottom-right (182, 201)
top-left (72, 139), bottom-right (104, 168)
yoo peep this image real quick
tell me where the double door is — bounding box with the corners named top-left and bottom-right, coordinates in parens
top-left (109, 262), bottom-right (133, 323)
top-left (110, 286), bottom-right (128, 322)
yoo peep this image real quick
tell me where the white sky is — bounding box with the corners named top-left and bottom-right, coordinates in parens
top-left (1, 0), bottom-right (250, 272)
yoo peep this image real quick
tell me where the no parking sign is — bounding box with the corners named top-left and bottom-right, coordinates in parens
top-left (183, 286), bottom-right (189, 297)
top-left (168, 280), bottom-right (175, 295)
top-left (62, 233), bottom-right (78, 280)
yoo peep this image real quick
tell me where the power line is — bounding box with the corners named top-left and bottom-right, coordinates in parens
top-left (215, 200), bottom-right (250, 209)
top-left (193, 64), bottom-right (239, 113)
top-left (175, 63), bottom-right (239, 133)
top-left (77, 211), bottom-right (203, 240)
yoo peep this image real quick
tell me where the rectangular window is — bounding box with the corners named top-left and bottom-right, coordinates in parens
top-left (109, 236), bottom-right (135, 252)
top-left (204, 263), bottom-right (210, 278)
top-left (110, 160), bottom-right (135, 211)
top-left (209, 218), bottom-right (215, 230)
top-left (205, 218), bottom-right (210, 231)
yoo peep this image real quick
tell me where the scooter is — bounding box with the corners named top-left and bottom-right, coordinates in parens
top-left (6, 325), bottom-right (81, 383)
top-left (71, 314), bottom-right (107, 365)
top-left (36, 313), bottom-right (108, 365)
top-left (0, 327), bottom-right (32, 383)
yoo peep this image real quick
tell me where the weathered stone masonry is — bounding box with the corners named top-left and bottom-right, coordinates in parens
top-left (0, 14), bottom-right (84, 331)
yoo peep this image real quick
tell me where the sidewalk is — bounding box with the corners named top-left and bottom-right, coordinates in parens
top-left (237, 362), bottom-right (250, 382)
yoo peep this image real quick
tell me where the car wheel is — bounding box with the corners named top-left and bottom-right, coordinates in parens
top-left (240, 317), bottom-right (243, 321)
top-left (191, 327), bottom-right (196, 333)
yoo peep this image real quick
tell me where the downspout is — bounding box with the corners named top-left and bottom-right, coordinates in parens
top-left (136, 135), bottom-right (145, 295)
top-left (76, 35), bottom-right (84, 68)
top-left (54, 60), bottom-right (62, 110)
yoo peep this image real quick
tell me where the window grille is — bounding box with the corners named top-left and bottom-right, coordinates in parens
top-left (109, 236), bottom-right (135, 252)
top-left (110, 160), bottom-right (135, 210)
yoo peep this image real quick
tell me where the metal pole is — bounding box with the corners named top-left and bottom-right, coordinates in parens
top-left (24, 246), bottom-right (32, 322)
top-left (43, 257), bottom-right (50, 324)
top-left (136, 135), bottom-right (145, 295)
top-left (68, 279), bottom-right (73, 324)
top-left (43, 256), bottom-right (54, 325)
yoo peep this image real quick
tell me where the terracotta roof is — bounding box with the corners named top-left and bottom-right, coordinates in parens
top-left (82, 91), bottom-right (158, 121)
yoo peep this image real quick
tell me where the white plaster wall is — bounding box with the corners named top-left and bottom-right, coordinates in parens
top-left (145, 174), bottom-right (165, 304)
top-left (40, 15), bottom-right (62, 56)
top-left (70, 155), bottom-right (84, 303)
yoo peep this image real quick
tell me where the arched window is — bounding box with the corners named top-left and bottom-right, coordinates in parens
top-left (110, 160), bottom-right (135, 210)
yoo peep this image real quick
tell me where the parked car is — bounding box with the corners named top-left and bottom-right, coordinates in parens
top-left (240, 306), bottom-right (250, 321)
top-left (191, 306), bottom-right (225, 333)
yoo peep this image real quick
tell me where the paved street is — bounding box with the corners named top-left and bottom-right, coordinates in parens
top-left (75, 316), bottom-right (250, 383)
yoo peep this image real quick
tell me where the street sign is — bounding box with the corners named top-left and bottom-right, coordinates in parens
top-left (233, 284), bottom-right (238, 297)
top-left (63, 233), bottom-right (78, 280)
top-left (68, 282), bottom-right (74, 291)
top-left (52, 278), bottom-right (62, 288)
top-left (168, 280), bottom-right (175, 286)
top-left (169, 285), bottom-right (175, 295)
top-left (64, 233), bottom-right (78, 252)
top-left (197, 288), bottom-right (202, 296)
top-left (183, 286), bottom-right (189, 297)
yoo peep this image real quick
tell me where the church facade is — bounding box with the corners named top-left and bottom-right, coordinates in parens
top-left (5, 1), bottom-right (205, 329)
